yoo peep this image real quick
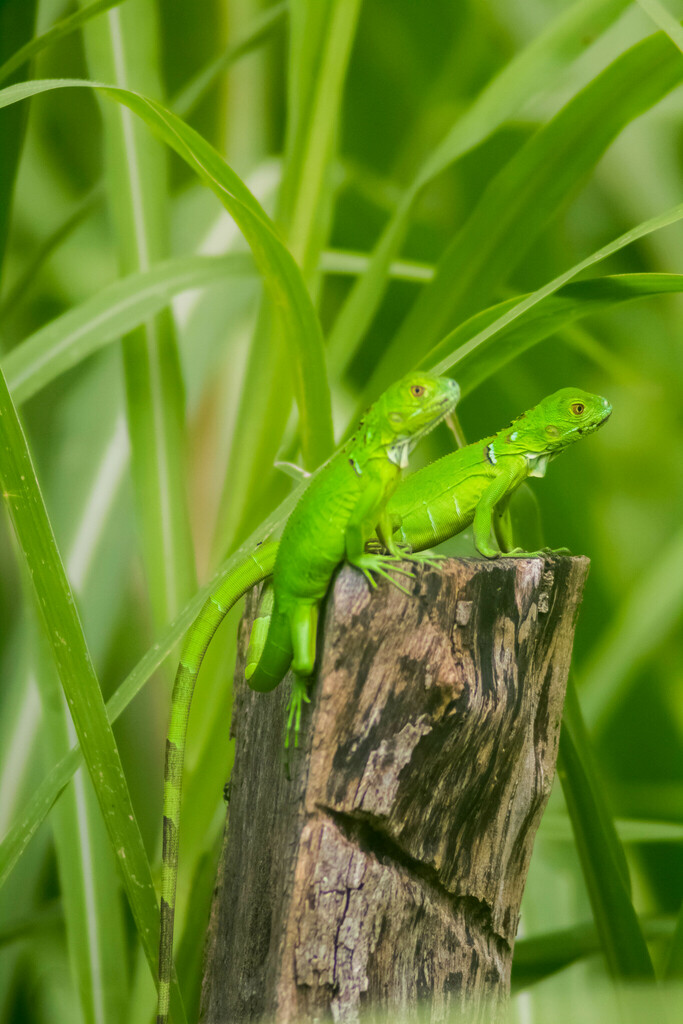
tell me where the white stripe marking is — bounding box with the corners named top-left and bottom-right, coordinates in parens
top-left (426, 506), bottom-right (438, 539)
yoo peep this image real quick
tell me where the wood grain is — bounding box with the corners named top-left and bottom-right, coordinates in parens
top-left (201, 556), bottom-right (589, 1024)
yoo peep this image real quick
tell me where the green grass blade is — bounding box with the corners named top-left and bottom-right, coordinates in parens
top-left (542, 814), bottom-right (683, 843)
top-left (421, 272), bottom-right (683, 394)
top-left (0, 0), bottom-right (36, 281)
top-left (0, 366), bottom-right (186, 1021)
top-left (0, 902), bottom-right (63, 948)
top-left (0, 187), bottom-right (101, 323)
top-left (171, 1), bottom-right (288, 120)
top-left (581, 524), bottom-right (683, 732)
top-left (558, 679), bottom-right (655, 979)
top-left (80, 3), bottom-right (196, 629)
top-left (282, 0), bottom-right (363, 277)
top-left (0, 0), bottom-right (127, 86)
top-left (321, 248), bottom-right (434, 282)
top-left (636, 0), bottom-right (683, 53)
top-left (210, 0), bottom-right (360, 557)
top-left (117, 86), bottom-right (334, 469)
top-left (326, 0), bottom-right (630, 370)
top-left (0, 451), bottom-right (322, 890)
top-left (0, 5), bottom-right (283, 321)
top-left (2, 254), bottom-right (253, 402)
top-left (0, 77), bottom-right (334, 469)
top-left (365, 27), bottom-right (683, 400)
top-left (422, 204), bottom-right (683, 379)
top-left (12, 267), bottom-right (682, 466)
top-left (665, 900), bottom-right (683, 978)
top-left (33, 630), bottom-right (128, 1024)
top-left (513, 916), bottom-right (675, 990)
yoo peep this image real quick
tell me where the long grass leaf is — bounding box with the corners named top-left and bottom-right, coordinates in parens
top-left (636, 0), bottom-right (683, 53)
top-left (0, 0), bottom-right (36, 282)
top-left (10, 268), bottom-right (681, 417)
top-left (0, 77), bottom-right (334, 470)
top-left (558, 680), bottom-right (655, 978)
top-left (665, 900), bottom-right (683, 978)
top-left (326, 0), bottom-right (631, 370)
top-left (513, 916), bottom-right (675, 990)
top-left (0, 455), bottom-right (320, 889)
top-left (542, 814), bottom-right (683, 843)
top-left (580, 524), bottom-right (683, 732)
top-left (0, 365), bottom-right (186, 1020)
top-left (2, 254), bottom-right (252, 402)
top-left (0, 0), bottom-right (127, 86)
top-left (171, 1), bottom-right (287, 120)
top-left (33, 628), bottom-right (127, 1024)
top-left (422, 205), bottom-right (683, 380)
top-left (210, 0), bottom-right (359, 557)
top-left (421, 272), bottom-right (683, 394)
top-left (0, 902), bottom-right (63, 948)
top-left (364, 28), bottom-right (683, 401)
top-left (0, 7), bottom-right (283, 322)
top-left (80, 3), bottom-right (196, 629)
top-left (0, 187), bottom-right (101, 323)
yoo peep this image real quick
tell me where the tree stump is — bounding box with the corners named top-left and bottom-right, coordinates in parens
top-left (201, 556), bottom-right (589, 1024)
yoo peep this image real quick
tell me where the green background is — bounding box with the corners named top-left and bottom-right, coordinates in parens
top-left (0, 1), bottom-right (682, 1022)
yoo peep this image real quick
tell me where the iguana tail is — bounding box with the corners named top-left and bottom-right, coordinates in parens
top-left (156, 541), bottom-right (278, 1024)
top-left (244, 596), bottom-right (292, 692)
top-left (245, 581), bottom-right (275, 678)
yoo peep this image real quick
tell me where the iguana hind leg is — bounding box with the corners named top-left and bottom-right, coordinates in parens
top-left (285, 602), bottom-right (318, 749)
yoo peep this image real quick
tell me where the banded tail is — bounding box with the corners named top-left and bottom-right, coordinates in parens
top-left (156, 542), bottom-right (277, 1024)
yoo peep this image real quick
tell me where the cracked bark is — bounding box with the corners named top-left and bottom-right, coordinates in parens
top-left (201, 556), bottom-right (590, 1024)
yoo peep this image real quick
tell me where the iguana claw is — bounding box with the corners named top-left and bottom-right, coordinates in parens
top-left (285, 677), bottom-right (311, 751)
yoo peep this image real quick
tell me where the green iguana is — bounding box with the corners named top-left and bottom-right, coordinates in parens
top-left (156, 370), bottom-right (459, 1024)
top-left (386, 386), bottom-right (612, 557)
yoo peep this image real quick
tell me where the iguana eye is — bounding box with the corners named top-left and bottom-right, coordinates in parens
top-left (571, 402), bottom-right (585, 415)
top-left (410, 384), bottom-right (425, 397)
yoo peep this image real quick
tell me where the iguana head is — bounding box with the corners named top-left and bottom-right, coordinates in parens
top-left (361, 373), bottom-right (460, 468)
top-left (500, 388), bottom-right (612, 463)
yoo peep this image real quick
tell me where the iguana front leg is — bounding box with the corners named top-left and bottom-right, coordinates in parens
top-left (491, 485), bottom-right (570, 558)
top-left (473, 468), bottom-right (524, 557)
top-left (345, 479), bottom-right (416, 594)
top-left (493, 494), bottom-right (516, 553)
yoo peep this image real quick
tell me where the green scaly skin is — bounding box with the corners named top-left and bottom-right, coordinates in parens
top-left (387, 387), bottom-right (612, 557)
top-left (245, 372), bottom-right (460, 734)
top-left (246, 388), bottom-right (612, 675)
top-left (155, 371), bottom-right (458, 1024)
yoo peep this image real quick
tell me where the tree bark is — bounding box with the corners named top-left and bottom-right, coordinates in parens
top-left (201, 556), bottom-right (589, 1024)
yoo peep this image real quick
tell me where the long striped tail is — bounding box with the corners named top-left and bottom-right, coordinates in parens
top-left (156, 541), bottom-right (278, 1024)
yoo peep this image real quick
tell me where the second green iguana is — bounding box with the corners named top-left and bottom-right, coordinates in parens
top-left (386, 386), bottom-right (612, 557)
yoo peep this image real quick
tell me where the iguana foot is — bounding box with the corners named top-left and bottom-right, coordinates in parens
top-left (387, 541), bottom-right (445, 570)
top-left (285, 676), bottom-right (311, 751)
top-left (351, 552), bottom-right (415, 596)
top-left (503, 546), bottom-right (572, 558)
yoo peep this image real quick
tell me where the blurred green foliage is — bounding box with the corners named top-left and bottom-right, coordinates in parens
top-left (0, 1), bottom-right (682, 1022)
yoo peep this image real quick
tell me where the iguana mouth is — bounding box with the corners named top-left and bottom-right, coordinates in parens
top-left (556, 408), bottom-right (613, 449)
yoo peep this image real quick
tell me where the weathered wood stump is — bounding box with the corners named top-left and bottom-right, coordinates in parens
top-left (201, 556), bottom-right (589, 1024)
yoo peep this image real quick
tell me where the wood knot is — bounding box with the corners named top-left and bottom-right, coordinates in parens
top-left (454, 600), bottom-right (473, 627)
top-left (538, 567), bottom-right (555, 614)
